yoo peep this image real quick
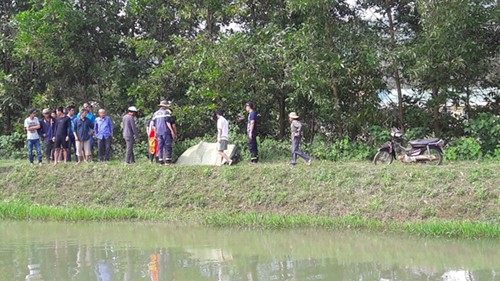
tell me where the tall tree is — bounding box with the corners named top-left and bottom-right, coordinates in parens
top-left (407, 0), bottom-right (498, 133)
top-left (360, 0), bottom-right (420, 131)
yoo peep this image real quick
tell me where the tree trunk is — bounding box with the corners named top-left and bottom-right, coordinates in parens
top-left (331, 79), bottom-right (343, 138)
top-left (386, 5), bottom-right (405, 131)
top-left (310, 116), bottom-right (315, 143)
top-left (465, 86), bottom-right (471, 116)
top-left (6, 107), bottom-right (12, 134)
top-left (250, 0), bottom-right (257, 28)
top-left (206, 4), bottom-right (215, 40)
top-left (431, 87), bottom-right (440, 133)
top-left (278, 90), bottom-right (287, 140)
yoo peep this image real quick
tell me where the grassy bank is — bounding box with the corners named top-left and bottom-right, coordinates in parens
top-left (0, 160), bottom-right (498, 238)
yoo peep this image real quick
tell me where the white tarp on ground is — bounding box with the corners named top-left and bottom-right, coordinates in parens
top-left (176, 141), bottom-right (237, 166)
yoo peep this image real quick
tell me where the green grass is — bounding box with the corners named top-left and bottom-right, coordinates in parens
top-left (0, 200), bottom-right (158, 221)
top-left (0, 201), bottom-right (497, 238)
top-left (0, 159), bottom-right (498, 238)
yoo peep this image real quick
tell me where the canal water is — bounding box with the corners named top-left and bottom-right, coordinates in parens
top-left (0, 221), bottom-right (497, 281)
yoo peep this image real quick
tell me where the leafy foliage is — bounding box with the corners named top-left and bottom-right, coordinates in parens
top-left (446, 137), bottom-right (483, 161)
top-left (0, 132), bottom-right (25, 159)
top-left (0, 0), bottom-right (498, 161)
top-left (464, 113), bottom-right (500, 156)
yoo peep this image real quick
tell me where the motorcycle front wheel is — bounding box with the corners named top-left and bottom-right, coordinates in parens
top-left (423, 147), bottom-right (443, 165)
top-left (373, 151), bottom-right (393, 165)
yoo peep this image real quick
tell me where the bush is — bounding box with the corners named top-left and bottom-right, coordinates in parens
top-left (404, 127), bottom-right (429, 141)
top-left (230, 133), bottom-right (290, 162)
top-left (258, 138), bottom-right (290, 161)
top-left (367, 125), bottom-right (391, 147)
top-left (309, 136), bottom-right (374, 161)
top-left (465, 113), bottom-right (499, 156)
top-left (445, 137), bottom-right (483, 161)
top-left (0, 132), bottom-right (26, 159)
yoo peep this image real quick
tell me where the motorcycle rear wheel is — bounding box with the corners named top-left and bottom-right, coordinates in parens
top-left (373, 151), bottom-right (393, 165)
top-left (422, 147), bottom-right (443, 165)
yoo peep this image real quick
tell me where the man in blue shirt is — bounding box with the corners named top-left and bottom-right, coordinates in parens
top-left (40, 108), bottom-right (54, 163)
top-left (153, 100), bottom-right (170, 165)
top-left (77, 102), bottom-right (96, 157)
top-left (66, 105), bottom-right (77, 162)
top-left (94, 109), bottom-right (113, 161)
top-left (245, 102), bottom-right (258, 163)
top-left (73, 108), bottom-right (94, 162)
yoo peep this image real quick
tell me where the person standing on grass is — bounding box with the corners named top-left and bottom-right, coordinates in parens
top-left (146, 116), bottom-right (158, 163)
top-left (245, 102), bottom-right (258, 163)
top-left (66, 105), bottom-right (77, 162)
top-left (74, 108), bottom-right (94, 163)
top-left (153, 100), bottom-right (170, 164)
top-left (50, 110), bottom-right (57, 159)
top-left (24, 109), bottom-right (43, 166)
top-left (164, 109), bottom-right (177, 165)
top-left (216, 109), bottom-right (233, 166)
top-left (94, 109), bottom-right (113, 162)
top-left (40, 108), bottom-right (54, 163)
top-left (123, 106), bottom-right (139, 164)
top-left (77, 102), bottom-right (96, 157)
top-left (288, 112), bottom-right (312, 166)
top-left (52, 106), bottom-right (71, 165)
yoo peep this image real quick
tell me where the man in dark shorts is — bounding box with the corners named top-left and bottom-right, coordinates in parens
top-left (52, 106), bottom-right (71, 165)
top-left (245, 102), bottom-right (258, 163)
top-left (216, 109), bottom-right (232, 166)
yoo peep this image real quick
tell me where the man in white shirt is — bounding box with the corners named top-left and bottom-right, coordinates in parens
top-left (24, 108), bottom-right (43, 166)
top-left (216, 109), bottom-right (232, 166)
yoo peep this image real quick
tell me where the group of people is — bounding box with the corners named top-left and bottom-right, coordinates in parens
top-left (24, 100), bottom-right (312, 166)
top-left (24, 103), bottom-right (113, 166)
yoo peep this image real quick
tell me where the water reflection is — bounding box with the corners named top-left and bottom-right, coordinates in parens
top-left (25, 263), bottom-right (43, 281)
top-left (0, 221), bottom-right (497, 281)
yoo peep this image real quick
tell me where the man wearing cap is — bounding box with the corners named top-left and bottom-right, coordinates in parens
top-left (41, 108), bottom-right (54, 163)
top-left (94, 109), bottom-right (113, 162)
top-left (77, 103), bottom-right (96, 125)
top-left (24, 109), bottom-right (43, 166)
top-left (288, 112), bottom-right (312, 166)
top-left (52, 106), bottom-right (72, 165)
top-left (153, 100), bottom-right (169, 165)
top-left (123, 106), bottom-right (140, 164)
top-left (245, 102), bottom-right (258, 163)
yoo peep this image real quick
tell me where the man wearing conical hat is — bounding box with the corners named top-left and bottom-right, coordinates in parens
top-left (153, 100), bottom-right (170, 165)
top-left (288, 112), bottom-right (312, 166)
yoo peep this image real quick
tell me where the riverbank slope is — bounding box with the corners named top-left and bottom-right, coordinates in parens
top-left (0, 160), bottom-right (498, 237)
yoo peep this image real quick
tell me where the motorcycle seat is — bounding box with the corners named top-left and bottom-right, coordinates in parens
top-left (409, 138), bottom-right (442, 147)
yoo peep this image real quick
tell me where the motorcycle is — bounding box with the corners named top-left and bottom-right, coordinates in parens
top-left (373, 128), bottom-right (445, 165)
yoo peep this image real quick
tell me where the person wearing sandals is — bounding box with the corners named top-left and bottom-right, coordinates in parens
top-left (288, 112), bottom-right (312, 166)
top-left (216, 109), bottom-right (233, 166)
